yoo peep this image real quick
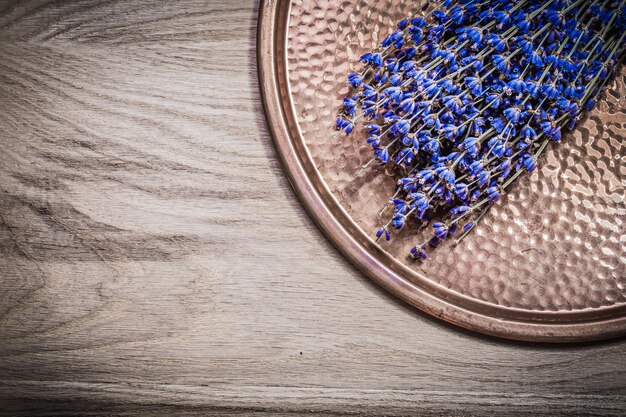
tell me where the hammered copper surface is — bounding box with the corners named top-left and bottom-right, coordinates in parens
top-left (259, 0), bottom-right (626, 340)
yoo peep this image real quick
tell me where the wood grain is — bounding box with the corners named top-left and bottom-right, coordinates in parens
top-left (0, 1), bottom-right (624, 415)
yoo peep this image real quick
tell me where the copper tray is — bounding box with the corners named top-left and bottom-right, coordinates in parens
top-left (257, 0), bottom-right (626, 342)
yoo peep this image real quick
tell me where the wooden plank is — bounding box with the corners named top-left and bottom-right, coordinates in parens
top-left (0, 1), bottom-right (624, 415)
top-left (1, 380), bottom-right (625, 416)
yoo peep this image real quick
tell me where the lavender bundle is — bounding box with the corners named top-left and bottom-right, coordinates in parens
top-left (336, 0), bottom-right (626, 259)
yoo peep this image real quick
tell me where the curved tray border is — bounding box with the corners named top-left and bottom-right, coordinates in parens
top-left (257, 0), bottom-right (626, 342)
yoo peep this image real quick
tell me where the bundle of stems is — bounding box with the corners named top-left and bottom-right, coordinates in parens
top-left (336, 0), bottom-right (626, 259)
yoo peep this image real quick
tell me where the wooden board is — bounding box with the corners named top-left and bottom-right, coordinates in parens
top-left (0, 1), bottom-right (624, 415)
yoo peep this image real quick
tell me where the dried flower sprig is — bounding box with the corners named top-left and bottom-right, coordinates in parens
top-left (336, 0), bottom-right (626, 259)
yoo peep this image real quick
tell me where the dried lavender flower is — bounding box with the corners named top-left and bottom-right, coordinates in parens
top-left (336, 0), bottom-right (626, 259)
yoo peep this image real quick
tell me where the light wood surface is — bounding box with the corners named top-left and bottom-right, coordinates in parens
top-left (0, 1), bottom-right (624, 415)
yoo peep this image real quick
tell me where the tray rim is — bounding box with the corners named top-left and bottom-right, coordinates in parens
top-left (257, 0), bottom-right (626, 342)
